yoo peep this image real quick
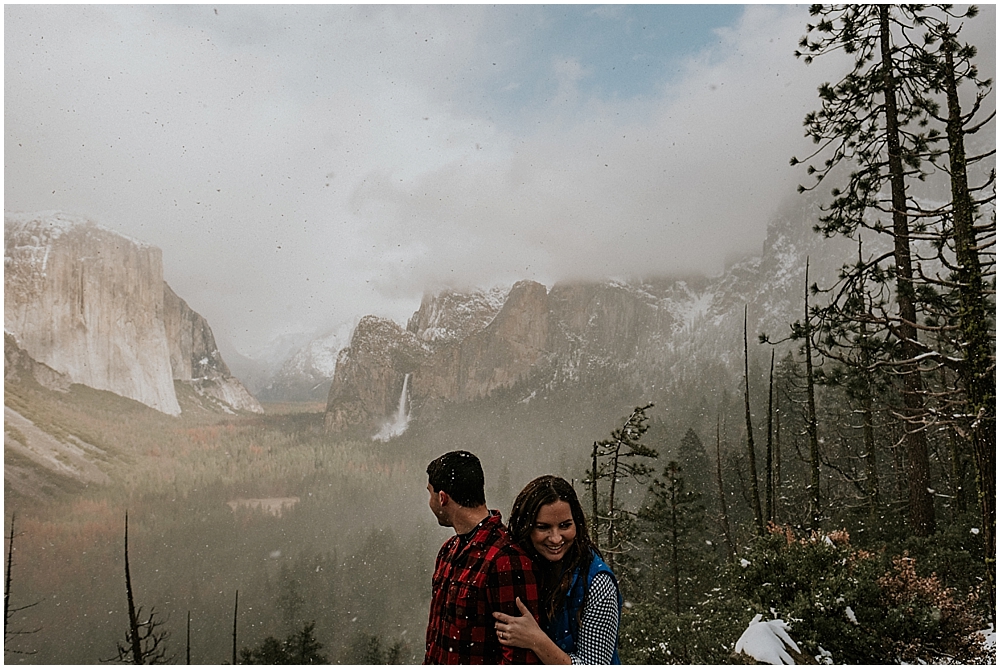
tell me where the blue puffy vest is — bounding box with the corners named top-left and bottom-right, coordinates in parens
top-left (546, 551), bottom-right (622, 664)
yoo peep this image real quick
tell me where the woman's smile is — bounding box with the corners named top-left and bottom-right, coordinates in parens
top-left (531, 500), bottom-right (577, 562)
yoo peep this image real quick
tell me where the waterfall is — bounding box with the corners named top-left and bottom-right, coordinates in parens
top-left (373, 373), bottom-right (411, 441)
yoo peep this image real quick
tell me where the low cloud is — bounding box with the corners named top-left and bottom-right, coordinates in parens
top-left (5, 5), bottom-right (992, 355)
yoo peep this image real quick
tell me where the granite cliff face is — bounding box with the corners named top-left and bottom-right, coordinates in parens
top-left (324, 315), bottom-right (430, 431)
top-left (325, 196), bottom-right (852, 436)
top-left (4, 211), bottom-right (261, 415)
top-left (162, 283), bottom-right (262, 413)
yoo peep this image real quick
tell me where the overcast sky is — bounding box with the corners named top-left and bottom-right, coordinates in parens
top-left (5, 4), bottom-right (995, 357)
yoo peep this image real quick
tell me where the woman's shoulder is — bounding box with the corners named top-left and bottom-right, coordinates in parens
top-left (585, 551), bottom-right (616, 579)
top-left (588, 571), bottom-right (617, 591)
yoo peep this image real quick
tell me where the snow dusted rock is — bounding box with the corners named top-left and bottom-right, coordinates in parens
top-left (258, 323), bottom-right (354, 402)
top-left (324, 316), bottom-right (431, 433)
top-left (323, 193), bottom-right (858, 434)
top-left (5, 211), bottom-right (181, 414)
top-left (734, 614), bottom-right (802, 665)
top-left (5, 211), bottom-right (260, 415)
top-left (407, 286), bottom-right (508, 344)
top-left (163, 283), bottom-right (262, 413)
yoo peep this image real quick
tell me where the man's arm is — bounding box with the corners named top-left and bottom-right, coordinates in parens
top-left (489, 551), bottom-right (542, 664)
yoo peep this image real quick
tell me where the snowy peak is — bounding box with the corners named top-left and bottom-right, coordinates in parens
top-left (257, 323), bottom-right (354, 402)
top-left (406, 285), bottom-right (508, 344)
top-left (324, 194), bottom-right (848, 436)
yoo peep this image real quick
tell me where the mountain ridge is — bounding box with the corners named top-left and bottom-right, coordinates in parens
top-left (322, 195), bottom-right (854, 437)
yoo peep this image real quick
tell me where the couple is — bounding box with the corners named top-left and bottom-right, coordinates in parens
top-left (424, 450), bottom-right (622, 665)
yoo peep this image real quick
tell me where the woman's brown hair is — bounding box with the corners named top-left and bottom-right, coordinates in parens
top-left (507, 475), bottom-right (600, 622)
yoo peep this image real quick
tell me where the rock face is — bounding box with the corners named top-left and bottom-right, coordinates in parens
top-left (325, 315), bottom-right (430, 431)
top-left (325, 195), bottom-right (854, 435)
top-left (163, 284), bottom-right (262, 413)
top-left (4, 211), bottom-right (261, 415)
top-left (5, 212), bottom-right (182, 414)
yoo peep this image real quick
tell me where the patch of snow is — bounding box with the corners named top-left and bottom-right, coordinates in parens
top-left (815, 646), bottom-right (834, 664)
top-left (845, 606), bottom-right (857, 625)
top-left (734, 614), bottom-right (801, 665)
top-left (740, 558), bottom-right (751, 568)
top-left (981, 624), bottom-right (995, 652)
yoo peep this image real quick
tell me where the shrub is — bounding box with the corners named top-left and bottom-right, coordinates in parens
top-left (726, 526), bottom-right (993, 664)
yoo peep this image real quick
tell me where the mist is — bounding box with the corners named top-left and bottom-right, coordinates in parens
top-left (5, 4), bottom-right (857, 356)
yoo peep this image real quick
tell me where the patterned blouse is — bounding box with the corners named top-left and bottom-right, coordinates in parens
top-left (569, 572), bottom-right (620, 665)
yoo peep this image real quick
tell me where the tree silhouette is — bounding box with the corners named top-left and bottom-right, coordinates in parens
top-left (586, 403), bottom-right (658, 570)
top-left (104, 513), bottom-right (172, 664)
top-left (239, 621), bottom-right (328, 664)
top-left (4, 512), bottom-right (39, 657)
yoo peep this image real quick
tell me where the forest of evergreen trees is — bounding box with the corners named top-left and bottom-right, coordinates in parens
top-left (589, 6), bottom-right (995, 664)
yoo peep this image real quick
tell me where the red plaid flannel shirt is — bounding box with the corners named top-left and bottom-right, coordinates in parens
top-left (424, 511), bottom-right (541, 664)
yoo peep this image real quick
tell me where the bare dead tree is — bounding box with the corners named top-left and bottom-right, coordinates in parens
top-left (4, 512), bottom-right (40, 658)
top-left (766, 350), bottom-right (775, 524)
top-left (104, 512), bottom-right (172, 664)
top-left (232, 590), bottom-right (239, 666)
top-left (743, 306), bottom-right (764, 535)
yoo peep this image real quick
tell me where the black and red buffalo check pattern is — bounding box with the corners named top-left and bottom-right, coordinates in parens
top-left (424, 511), bottom-right (541, 664)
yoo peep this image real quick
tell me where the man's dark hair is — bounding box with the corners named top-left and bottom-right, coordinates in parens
top-left (426, 450), bottom-right (486, 508)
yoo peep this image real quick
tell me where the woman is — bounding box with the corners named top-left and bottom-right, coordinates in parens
top-left (493, 475), bottom-right (622, 664)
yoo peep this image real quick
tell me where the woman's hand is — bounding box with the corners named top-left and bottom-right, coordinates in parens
top-left (493, 597), bottom-right (573, 664)
top-left (493, 597), bottom-right (548, 651)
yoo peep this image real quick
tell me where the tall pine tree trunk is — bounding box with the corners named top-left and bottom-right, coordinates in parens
top-left (878, 5), bottom-right (935, 536)
top-left (715, 416), bottom-right (735, 559)
top-left (775, 396), bottom-right (781, 514)
top-left (941, 37), bottom-right (994, 612)
top-left (803, 259), bottom-right (821, 529)
top-left (743, 306), bottom-right (764, 535)
top-left (766, 350), bottom-right (775, 524)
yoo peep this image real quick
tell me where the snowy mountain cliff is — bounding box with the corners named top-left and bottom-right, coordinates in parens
top-left (324, 195), bottom-right (854, 436)
top-left (4, 211), bottom-right (262, 415)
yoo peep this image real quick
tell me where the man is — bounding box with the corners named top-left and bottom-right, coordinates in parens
top-left (424, 450), bottom-right (541, 664)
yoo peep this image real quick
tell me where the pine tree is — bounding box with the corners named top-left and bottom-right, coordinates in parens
top-left (793, 4), bottom-right (941, 536)
top-left (905, 5), bottom-right (996, 614)
top-left (587, 403), bottom-right (659, 571)
top-left (639, 461), bottom-right (715, 614)
top-left (239, 621), bottom-right (328, 664)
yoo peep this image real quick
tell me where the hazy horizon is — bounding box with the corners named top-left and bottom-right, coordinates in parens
top-left (6, 4), bottom-right (995, 358)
